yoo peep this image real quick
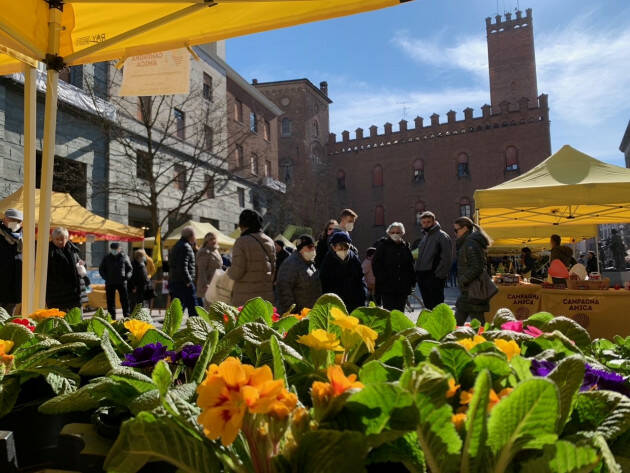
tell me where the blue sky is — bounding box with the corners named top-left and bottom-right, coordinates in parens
top-left (226, 0), bottom-right (630, 166)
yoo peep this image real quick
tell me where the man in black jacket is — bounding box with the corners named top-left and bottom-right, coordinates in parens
top-left (168, 226), bottom-right (197, 316)
top-left (99, 242), bottom-right (133, 318)
top-left (0, 209), bottom-right (23, 315)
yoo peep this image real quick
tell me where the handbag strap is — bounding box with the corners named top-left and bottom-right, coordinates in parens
top-left (247, 234), bottom-right (272, 264)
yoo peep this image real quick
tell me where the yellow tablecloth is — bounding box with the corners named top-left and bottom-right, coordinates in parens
top-left (87, 284), bottom-right (121, 310)
top-left (486, 285), bottom-right (630, 339)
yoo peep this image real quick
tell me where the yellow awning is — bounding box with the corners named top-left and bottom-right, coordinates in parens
top-left (0, 187), bottom-right (144, 241)
top-left (475, 145), bottom-right (630, 228)
top-left (136, 219), bottom-right (235, 250)
top-left (0, 0), bottom-right (412, 74)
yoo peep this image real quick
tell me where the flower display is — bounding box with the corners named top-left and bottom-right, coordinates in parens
top-left (494, 339), bottom-right (521, 360)
top-left (121, 342), bottom-right (168, 368)
top-left (124, 320), bottom-right (154, 342)
top-left (311, 365), bottom-right (363, 406)
top-left (457, 335), bottom-right (487, 351)
top-left (12, 318), bottom-right (35, 332)
top-left (297, 329), bottom-right (344, 352)
top-left (196, 357), bottom-right (296, 446)
top-left (166, 344), bottom-right (203, 368)
top-left (29, 308), bottom-right (65, 323)
top-left (501, 321), bottom-right (544, 337)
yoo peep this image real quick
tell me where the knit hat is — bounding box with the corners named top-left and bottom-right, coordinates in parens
top-left (110, 242), bottom-right (120, 250)
top-left (296, 234), bottom-right (315, 251)
top-left (329, 231), bottom-right (352, 246)
top-left (4, 208), bottom-right (23, 221)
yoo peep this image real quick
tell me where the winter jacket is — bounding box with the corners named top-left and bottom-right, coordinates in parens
top-left (99, 252), bottom-right (133, 286)
top-left (314, 236), bottom-right (329, 269)
top-left (456, 231), bottom-right (491, 314)
top-left (0, 223), bottom-right (22, 303)
top-left (320, 249), bottom-right (367, 313)
top-left (414, 223), bottom-right (452, 280)
top-left (80, 275), bottom-right (90, 305)
top-left (361, 258), bottom-right (375, 291)
top-left (196, 246), bottom-right (223, 298)
top-left (274, 247), bottom-right (291, 283)
top-left (372, 237), bottom-right (415, 296)
top-left (276, 252), bottom-right (322, 314)
top-left (550, 245), bottom-right (576, 269)
top-left (227, 232), bottom-right (276, 307)
top-left (130, 260), bottom-right (152, 300)
top-left (46, 241), bottom-right (82, 311)
top-left (168, 238), bottom-right (196, 285)
top-left (586, 256), bottom-right (598, 274)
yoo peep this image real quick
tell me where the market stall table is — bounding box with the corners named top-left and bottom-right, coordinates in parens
top-left (487, 284), bottom-right (542, 320)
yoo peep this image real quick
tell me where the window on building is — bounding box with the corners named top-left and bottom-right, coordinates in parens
top-left (252, 192), bottom-right (262, 212)
top-left (460, 197), bottom-right (472, 218)
top-left (203, 72), bottom-right (213, 101)
top-left (374, 205), bottom-right (385, 226)
top-left (281, 159), bottom-right (293, 183)
top-left (264, 160), bottom-right (271, 177)
top-left (174, 108), bottom-right (185, 139)
top-left (250, 153), bottom-right (259, 175)
top-left (337, 169), bottom-right (346, 190)
top-left (174, 164), bottom-right (186, 190)
top-left (237, 188), bottom-right (245, 207)
top-left (204, 125), bottom-right (213, 151)
top-left (505, 146), bottom-right (520, 172)
top-left (138, 96), bottom-right (152, 121)
top-left (136, 149), bottom-right (152, 180)
top-left (58, 67), bottom-right (70, 83)
top-left (413, 159), bottom-right (425, 183)
top-left (205, 175), bottom-right (214, 198)
top-left (415, 201), bottom-right (426, 225)
top-left (263, 120), bottom-right (271, 141)
top-left (313, 119), bottom-right (319, 137)
top-left (69, 65), bottom-right (83, 88)
top-left (250, 112), bottom-right (258, 133)
top-left (372, 164), bottom-right (383, 187)
top-left (281, 117), bottom-right (291, 136)
top-left (200, 216), bottom-right (220, 229)
top-left (235, 145), bottom-right (244, 168)
top-left (457, 152), bottom-right (470, 178)
top-left (234, 99), bottom-right (243, 122)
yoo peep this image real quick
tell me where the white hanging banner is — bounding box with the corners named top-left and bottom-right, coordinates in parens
top-left (118, 48), bottom-right (190, 96)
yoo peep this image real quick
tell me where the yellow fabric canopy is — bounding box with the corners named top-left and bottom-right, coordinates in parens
top-left (0, 0), bottom-right (412, 74)
top-left (136, 219), bottom-right (234, 250)
top-left (0, 187), bottom-right (144, 241)
top-left (475, 145), bottom-right (630, 228)
top-left (274, 234), bottom-right (296, 250)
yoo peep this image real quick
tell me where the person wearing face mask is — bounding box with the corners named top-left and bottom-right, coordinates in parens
top-left (99, 242), bottom-right (133, 319)
top-left (47, 227), bottom-right (82, 312)
top-left (196, 232), bottom-right (223, 306)
top-left (372, 222), bottom-right (415, 312)
top-left (276, 235), bottom-right (322, 314)
top-left (314, 219), bottom-right (338, 270)
top-left (0, 209), bottom-right (23, 315)
top-left (130, 249), bottom-right (154, 309)
top-left (320, 231), bottom-right (367, 312)
top-left (338, 208), bottom-right (358, 234)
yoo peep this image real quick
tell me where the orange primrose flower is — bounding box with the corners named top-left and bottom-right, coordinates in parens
top-left (452, 413), bottom-right (467, 430)
top-left (446, 378), bottom-right (460, 398)
top-left (29, 308), bottom-right (66, 323)
top-left (311, 365), bottom-right (363, 406)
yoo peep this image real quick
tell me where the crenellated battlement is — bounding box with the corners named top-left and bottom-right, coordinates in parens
top-left (486, 8), bottom-right (532, 34)
top-left (327, 94), bottom-right (548, 153)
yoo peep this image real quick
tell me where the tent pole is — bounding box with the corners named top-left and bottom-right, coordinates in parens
top-left (34, 6), bottom-right (62, 309)
top-left (595, 230), bottom-right (601, 274)
top-left (21, 65), bottom-right (37, 315)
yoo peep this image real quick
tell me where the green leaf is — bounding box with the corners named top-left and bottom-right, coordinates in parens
top-left (238, 297), bottom-right (274, 326)
top-left (430, 342), bottom-right (473, 382)
top-left (129, 306), bottom-right (153, 323)
top-left (592, 434), bottom-right (622, 473)
top-left (192, 331), bottom-right (218, 385)
top-left (273, 315), bottom-right (301, 334)
top-left (88, 316), bottom-right (132, 353)
top-left (128, 390), bottom-right (160, 415)
top-left (101, 331), bottom-right (122, 368)
top-left (359, 361), bottom-right (402, 384)
top-left (104, 410), bottom-right (220, 473)
top-left (0, 322), bottom-right (34, 348)
top-left (174, 317), bottom-right (217, 349)
top-left (490, 308), bottom-right (516, 328)
top-left (205, 301), bottom-right (239, 324)
top-left (24, 366), bottom-right (80, 395)
top-left (351, 306), bottom-right (390, 337)
top-left (292, 429), bottom-right (368, 473)
top-left (110, 367), bottom-right (156, 394)
top-left (367, 431), bottom-right (425, 473)
top-left (473, 352), bottom-right (512, 378)
top-left (0, 377), bottom-right (20, 418)
top-left (163, 298), bottom-right (184, 336)
top-left (573, 390), bottom-right (630, 441)
top-left (65, 307), bottom-right (83, 325)
top-left (17, 342), bottom-right (88, 369)
top-left (520, 440), bottom-right (600, 473)
top-left (528, 332), bottom-right (583, 357)
top-left (38, 378), bottom-right (113, 414)
top-left (0, 307), bottom-right (10, 324)
top-left (525, 311), bottom-right (555, 327)
top-left (389, 310), bottom-right (415, 332)
top-left (212, 323), bottom-right (283, 363)
top-left (12, 337), bottom-right (60, 362)
top-left (414, 340), bottom-right (441, 360)
top-left (137, 328), bottom-right (174, 349)
top-left (59, 331), bottom-right (101, 347)
top-left (510, 355), bottom-right (533, 382)
top-left (417, 303), bottom-right (456, 340)
top-left (487, 378), bottom-right (560, 472)
top-left (309, 294), bottom-right (347, 332)
top-left (461, 370), bottom-right (491, 473)
top-left (270, 335), bottom-right (287, 384)
top-left (543, 317), bottom-right (591, 351)
top-left (152, 360), bottom-right (172, 398)
top-left (79, 351), bottom-right (114, 376)
top-left (34, 316), bottom-right (73, 336)
top-left (547, 355), bottom-right (586, 430)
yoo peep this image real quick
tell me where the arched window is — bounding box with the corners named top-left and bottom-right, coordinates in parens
top-left (374, 205), bottom-right (385, 226)
top-left (457, 152), bottom-right (470, 178)
top-left (413, 159), bottom-right (424, 183)
top-left (313, 120), bottom-right (319, 137)
top-left (372, 164), bottom-right (383, 187)
top-left (505, 146), bottom-right (520, 172)
top-left (460, 197), bottom-right (472, 218)
top-left (337, 169), bottom-right (346, 190)
top-left (281, 117), bottom-right (292, 136)
top-left (415, 201), bottom-right (426, 225)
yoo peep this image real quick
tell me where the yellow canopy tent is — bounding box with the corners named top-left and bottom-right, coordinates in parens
top-left (0, 0), bottom-right (415, 313)
top-left (134, 220), bottom-right (234, 250)
top-left (487, 224), bottom-right (598, 249)
top-left (475, 145), bottom-right (630, 228)
top-left (0, 187), bottom-right (144, 241)
top-left (274, 234), bottom-right (296, 250)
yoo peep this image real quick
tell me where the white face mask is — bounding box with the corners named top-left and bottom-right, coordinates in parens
top-left (110, 249), bottom-right (119, 255)
top-left (390, 233), bottom-right (402, 242)
top-left (6, 222), bottom-right (21, 232)
top-left (335, 250), bottom-right (349, 260)
top-left (302, 250), bottom-right (316, 262)
top-left (344, 222), bottom-right (354, 232)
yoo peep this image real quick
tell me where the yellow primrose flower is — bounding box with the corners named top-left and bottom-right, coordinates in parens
top-left (0, 339), bottom-right (14, 356)
top-left (353, 324), bottom-right (378, 353)
top-left (330, 308), bottom-right (360, 331)
top-left (456, 335), bottom-right (487, 351)
top-left (29, 308), bottom-right (66, 323)
top-left (452, 413), bottom-right (467, 430)
top-left (124, 319), bottom-right (154, 341)
top-left (494, 339), bottom-right (521, 361)
top-left (297, 329), bottom-right (344, 352)
top-left (330, 308), bottom-right (378, 353)
top-left (446, 378), bottom-right (460, 398)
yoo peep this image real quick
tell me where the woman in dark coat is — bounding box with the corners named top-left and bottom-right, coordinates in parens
top-left (453, 217), bottom-right (493, 325)
top-left (319, 231), bottom-right (367, 312)
top-left (372, 222), bottom-right (415, 312)
top-left (46, 227), bottom-right (82, 312)
top-left (314, 219), bottom-right (338, 270)
top-left (130, 249), bottom-right (153, 309)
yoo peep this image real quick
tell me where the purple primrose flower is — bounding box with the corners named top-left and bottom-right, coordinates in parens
top-left (166, 344), bottom-right (203, 368)
top-left (122, 342), bottom-right (168, 368)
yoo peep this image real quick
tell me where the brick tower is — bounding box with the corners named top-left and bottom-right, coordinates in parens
top-left (486, 9), bottom-right (538, 110)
